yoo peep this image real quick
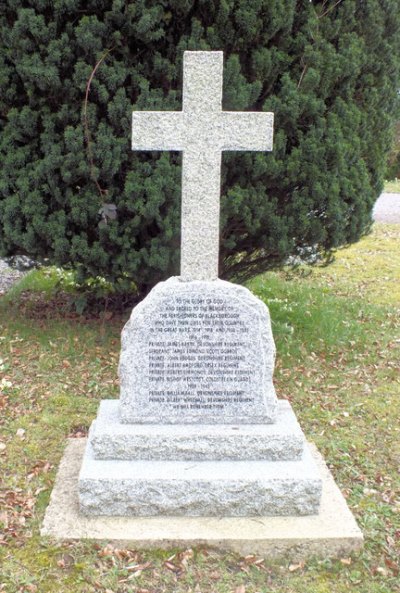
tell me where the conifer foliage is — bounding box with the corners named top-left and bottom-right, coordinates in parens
top-left (1, 1), bottom-right (399, 296)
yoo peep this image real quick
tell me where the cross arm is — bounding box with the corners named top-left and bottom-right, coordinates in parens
top-left (132, 111), bottom-right (185, 151)
top-left (219, 112), bottom-right (274, 151)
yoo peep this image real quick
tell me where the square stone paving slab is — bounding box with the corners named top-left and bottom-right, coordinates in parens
top-left (41, 439), bottom-right (363, 560)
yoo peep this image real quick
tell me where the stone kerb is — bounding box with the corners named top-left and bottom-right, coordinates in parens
top-left (118, 277), bottom-right (278, 425)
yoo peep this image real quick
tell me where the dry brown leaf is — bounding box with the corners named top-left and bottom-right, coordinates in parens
top-left (384, 557), bottom-right (399, 575)
top-left (209, 570), bottom-right (221, 580)
top-left (180, 548), bottom-right (194, 565)
top-left (288, 562), bottom-right (304, 572)
top-left (164, 561), bottom-right (179, 572)
top-left (98, 544), bottom-right (116, 557)
top-left (340, 557), bottom-right (352, 565)
top-left (126, 561), bottom-right (152, 575)
top-left (57, 553), bottom-right (75, 569)
top-left (386, 534), bottom-right (396, 547)
top-left (128, 571), bottom-right (143, 578)
top-left (243, 555), bottom-right (265, 567)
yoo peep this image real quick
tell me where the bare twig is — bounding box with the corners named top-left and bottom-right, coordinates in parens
top-left (83, 48), bottom-right (114, 198)
top-left (297, 64), bottom-right (309, 89)
top-left (318, 0), bottom-right (343, 19)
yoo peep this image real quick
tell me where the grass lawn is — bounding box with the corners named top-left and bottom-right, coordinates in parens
top-left (0, 223), bottom-right (399, 593)
top-left (384, 179), bottom-right (400, 193)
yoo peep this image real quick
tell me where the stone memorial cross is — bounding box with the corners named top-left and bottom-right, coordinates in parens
top-left (132, 51), bottom-right (274, 281)
top-left (42, 50), bottom-right (354, 544)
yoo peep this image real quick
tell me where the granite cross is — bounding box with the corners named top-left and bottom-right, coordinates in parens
top-left (132, 51), bottom-right (274, 281)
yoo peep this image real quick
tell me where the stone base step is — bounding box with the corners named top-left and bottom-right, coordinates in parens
top-left (89, 399), bottom-right (304, 461)
top-left (42, 439), bottom-right (363, 559)
top-left (78, 440), bottom-right (322, 517)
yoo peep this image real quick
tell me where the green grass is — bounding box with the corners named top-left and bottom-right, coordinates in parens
top-left (0, 222), bottom-right (399, 593)
top-left (5, 266), bottom-right (62, 296)
top-left (384, 178), bottom-right (400, 193)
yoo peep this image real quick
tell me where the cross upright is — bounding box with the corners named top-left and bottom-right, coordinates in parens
top-left (132, 51), bottom-right (274, 281)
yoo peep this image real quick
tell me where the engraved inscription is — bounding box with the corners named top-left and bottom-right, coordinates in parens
top-left (119, 278), bottom-right (278, 424)
top-left (146, 295), bottom-right (254, 412)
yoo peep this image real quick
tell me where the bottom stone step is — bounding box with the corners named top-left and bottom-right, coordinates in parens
top-left (78, 441), bottom-right (322, 517)
top-left (42, 439), bottom-right (363, 559)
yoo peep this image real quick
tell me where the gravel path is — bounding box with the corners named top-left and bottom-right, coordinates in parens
top-left (0, 192), bottom-right (398, 294)
top-left (372, 192), bottom-right (400, 223)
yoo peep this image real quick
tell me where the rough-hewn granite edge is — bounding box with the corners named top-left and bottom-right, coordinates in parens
top-left (119, 277), bottom-right (278, 425)
top-left (90, 399), bottom-right (304, 461)
top-left (78, 441), bottom-right (322, 517)
top-left (41, 439), bottom-right (363, 560)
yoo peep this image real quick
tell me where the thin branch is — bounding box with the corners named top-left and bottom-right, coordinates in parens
top-left (318, 0), bottom-right (343, 19)
top-left (83, 47), bottom-right (114, 199)
top-left (297, 64), bottom-right (309, 89)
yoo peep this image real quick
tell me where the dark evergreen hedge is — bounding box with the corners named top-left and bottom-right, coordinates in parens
top-left (1, 0), bottom-right (399, 296)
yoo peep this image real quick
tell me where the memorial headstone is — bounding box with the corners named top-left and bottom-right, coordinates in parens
top-left (78, 51), bottom-right (323, 517)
